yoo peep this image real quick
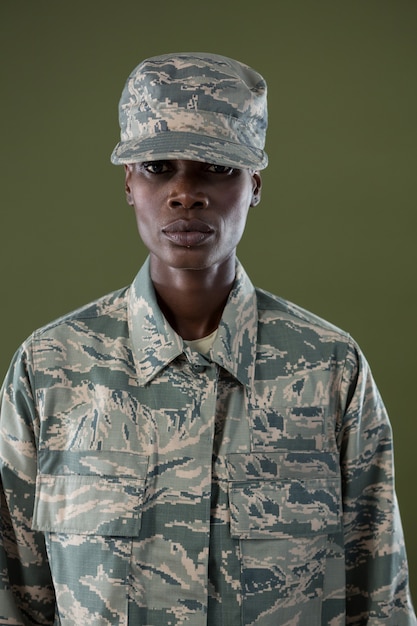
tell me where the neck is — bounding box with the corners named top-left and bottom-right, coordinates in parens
top-left (150, 257), bottom-right (236, 340)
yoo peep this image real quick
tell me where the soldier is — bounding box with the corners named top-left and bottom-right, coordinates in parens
top-left (1, 52), bottom-right (416, 625)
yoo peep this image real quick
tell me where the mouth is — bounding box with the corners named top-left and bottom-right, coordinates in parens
top-left (162, 219), bottom-right (214, 247)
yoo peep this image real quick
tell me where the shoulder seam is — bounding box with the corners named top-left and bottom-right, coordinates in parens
top-left (31, 286), bottom-right (129, 339)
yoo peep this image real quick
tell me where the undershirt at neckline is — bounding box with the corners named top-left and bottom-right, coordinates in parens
top-left (184, 329), bottom-right (218, 355)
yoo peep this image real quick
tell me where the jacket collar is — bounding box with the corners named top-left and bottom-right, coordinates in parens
top-left (128, 257), bottom-right (257, 387)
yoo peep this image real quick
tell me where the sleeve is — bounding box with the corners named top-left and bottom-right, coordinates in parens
top-left (338, 338), bottom-right (417, 625)
top-left (0, 342), bottom-right (56, 625)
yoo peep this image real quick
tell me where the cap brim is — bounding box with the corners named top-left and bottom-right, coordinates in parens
top-left (110, 131), bottom-right (268, 170)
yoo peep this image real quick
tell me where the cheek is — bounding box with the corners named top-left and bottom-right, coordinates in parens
top-left (233, 198), bottom-right (251, 230)
top-left (220, 208), bottom-right (250, 250)
top-left (131, 190), bottom-right (159, 232)
top-left (234, 214), bottom-right (250, 243)
top-left (134, 210), bottom-right (155, 246)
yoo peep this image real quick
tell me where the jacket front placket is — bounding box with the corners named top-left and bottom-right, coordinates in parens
top-left (128, 262), bottom-right (220, 624)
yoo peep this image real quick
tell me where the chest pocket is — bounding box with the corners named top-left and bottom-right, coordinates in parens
top-left (227, 451), bottom-right (341, 538)
top-left (33, 450), bottom-right (148, 536)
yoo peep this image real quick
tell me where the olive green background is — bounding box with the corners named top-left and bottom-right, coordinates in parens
top-left (1, 0), bottom-right (416, 605)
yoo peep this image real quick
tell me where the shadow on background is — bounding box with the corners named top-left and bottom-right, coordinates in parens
top-left (1, 0), bottom-right (416, 604)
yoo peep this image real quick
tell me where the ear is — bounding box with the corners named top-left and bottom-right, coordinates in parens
top-left (124, 164), bottom-right (134, 206)
top-left (250, 171), bottom-right (262, 207)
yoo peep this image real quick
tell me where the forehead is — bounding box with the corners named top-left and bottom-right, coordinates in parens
top-left (131, 158), bottom-right (255, 172)
top-left (130, 158), bottom-right (245, 170)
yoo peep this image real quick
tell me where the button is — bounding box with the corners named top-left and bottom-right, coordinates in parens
top-left (191, 364), bottom-right (206, 373)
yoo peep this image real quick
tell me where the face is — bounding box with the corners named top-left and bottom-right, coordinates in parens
top-left (125, 159), bottom-right (262, 280)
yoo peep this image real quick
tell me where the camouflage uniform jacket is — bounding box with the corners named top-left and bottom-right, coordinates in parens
top-left (1, 258), bottom-right (416, 625)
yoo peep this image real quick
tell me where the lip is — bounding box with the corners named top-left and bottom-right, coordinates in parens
top-left (162, 219), bottom-right (214, 247)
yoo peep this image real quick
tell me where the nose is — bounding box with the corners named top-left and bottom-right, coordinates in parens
top-left (167, 170), bottom-right (209, 211)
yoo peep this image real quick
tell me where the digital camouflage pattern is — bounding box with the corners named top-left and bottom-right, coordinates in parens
top-left (110, 53), bottom-right (268, 170)
top-left (1, 258), bottom-right (416, 625)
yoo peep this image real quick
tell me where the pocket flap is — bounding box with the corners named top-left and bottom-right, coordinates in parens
top-left (227, 452), bottom-right (341, 539)
top-left (227, 451), bottom-right (338, 481)
top-left (229, 477), bottom-right (341, 539)
top-left (33, 450), bottom-right (148, 536)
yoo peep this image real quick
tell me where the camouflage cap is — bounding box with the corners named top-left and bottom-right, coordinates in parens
top-left (110, 52), bottom-right (268, 170)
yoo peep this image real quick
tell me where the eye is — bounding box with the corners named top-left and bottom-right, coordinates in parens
top-left (141, 161), bottom-right (171, 174)
top-left (206, 163), bottom-right (236, 174)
